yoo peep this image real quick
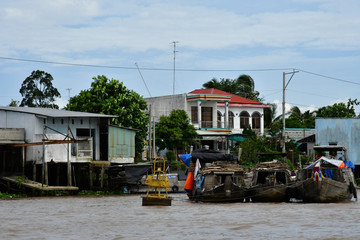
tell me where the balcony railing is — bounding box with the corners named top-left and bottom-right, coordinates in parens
top-left (201, 120), bottom-right (213, 128)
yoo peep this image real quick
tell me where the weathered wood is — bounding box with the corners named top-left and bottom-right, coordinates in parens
top-left (33, 164), bottom-right (36, 181)
top-left (1, 176), bottom-right (79, 192)
top-left (100, 165), bottom-right (105, 188)
top-left (45, 162), bottom-right (48, 185)
top-left (89, 163), bottom-right (93, 189)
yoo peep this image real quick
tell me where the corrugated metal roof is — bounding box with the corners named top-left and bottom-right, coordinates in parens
top-left (0, 106), bottom-right (117, 118)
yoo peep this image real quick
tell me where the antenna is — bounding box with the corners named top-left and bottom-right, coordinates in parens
top-left (66, 88), bottom-right (71, 110)
top-left (66, 88), bottom-right (71, 99)
top-left (135, 63), bottom-right (152, 97)
top-left (171, 41), bottom-right (179, 95)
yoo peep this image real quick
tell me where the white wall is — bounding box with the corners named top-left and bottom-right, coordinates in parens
top-left (0, 110), bottom-right (102, 163)
top-left (145, 94), bottom-right (187, 121)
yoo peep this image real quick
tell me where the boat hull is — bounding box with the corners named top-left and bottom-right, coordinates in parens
top-left (299, 178), bottom-right (353, 203)
top-left (250, 184), bottom-right (290, 202)
top-left (142, 196), bottom-right (172, 206)
top-left (192, 184), bottom-right (248, 203)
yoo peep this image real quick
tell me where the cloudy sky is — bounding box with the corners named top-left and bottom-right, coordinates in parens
top-left (1, 0), bottom-right (360, 115)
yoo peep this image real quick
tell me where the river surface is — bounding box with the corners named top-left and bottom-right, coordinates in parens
top-left (1, 194), bottom-right (360, 240)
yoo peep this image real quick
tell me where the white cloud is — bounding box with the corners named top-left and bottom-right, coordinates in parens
top-left (2, 0), bottom-right (360, 57)
top-left (273, 99), bottom-right (292, 117)
top-left (55, 97), bottom-right (68, 109)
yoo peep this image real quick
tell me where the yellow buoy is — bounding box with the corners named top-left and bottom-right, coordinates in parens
top-left (142, 157), bottom-right (172, 206)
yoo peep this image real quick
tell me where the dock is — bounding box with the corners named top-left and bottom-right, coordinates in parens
top-left (0, 176), bottom-right (79, 196)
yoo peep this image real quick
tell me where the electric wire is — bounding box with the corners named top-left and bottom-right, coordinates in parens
top-left (1, 56), bottom-right (359, 87)
top-left (0, 56), bottom-right (294, 72)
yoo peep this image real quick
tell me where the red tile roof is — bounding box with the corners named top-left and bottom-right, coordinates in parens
top-left (188, 88), bottom-right (263, 105)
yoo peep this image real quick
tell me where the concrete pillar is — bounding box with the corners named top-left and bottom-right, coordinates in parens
top-left (260, 114), bottom-right (264, 136)
top-left (224, 101), bottom-right (229, 128)
top-left (197, 100), bottom-right (202, 128)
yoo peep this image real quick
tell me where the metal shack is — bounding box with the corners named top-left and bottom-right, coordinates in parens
top-left (316, 118), bottom-right (360, 177)
top-left (0, 107), bottom-right (137, 187)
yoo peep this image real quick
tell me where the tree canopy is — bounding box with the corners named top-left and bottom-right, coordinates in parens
top-left (66, 75), bottom-right (148, 159)
top-left (155, 109), bottom-right (198, 153)
top-left (19, 70), bottom-right (61, 108)
top-left (315, 98), bottom-right (359, 118)
top-left (202, 74), bottom-right (261, 101)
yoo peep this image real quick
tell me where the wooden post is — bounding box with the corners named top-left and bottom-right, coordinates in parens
top-left (56, 164), bottom-right (60, 186)
top-left (89, 163), bottom-right (93, 189)
top-left (45, 162), bottom-right (48, 186)
top-left (33, 163), bottom-right (36, 181)
top-left (100, 164), bottom-right (105, 189)
top-left (2, 151), bottom-right (6, 173)
top-left (67, 142), bottom-right (72, 186)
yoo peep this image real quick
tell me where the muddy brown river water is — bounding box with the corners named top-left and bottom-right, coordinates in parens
top-left (1, 194), bottom-right (360, 240)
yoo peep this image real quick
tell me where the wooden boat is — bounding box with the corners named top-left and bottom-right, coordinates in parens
top-left (249, 160), bottom-right (293, 202)
top-left (192, 161), bottom-right (248, 203)
top-left (142, 157), bottom-right (172, 206)
top-left (180, 149), bottom-right (248, 203)
top-left (295, 145), bottom-right (357, 203)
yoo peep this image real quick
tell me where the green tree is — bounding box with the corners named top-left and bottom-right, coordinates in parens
top-left (155, 109), bottom-right (198, 153)
top-left (263, 103), bottom-right (277, 128)
top-left (19, 70), bottom-right (61, 108)
top-left (8, 99), bottom-right (19, 107)
top-left (202, 74), bottom-right (261, 101)
top-left (315, 98), bottom-right (359, 118)
top-left (238, 137), bottom-right (278, 166)
top-left (66, 75), bottom-right (148, 159)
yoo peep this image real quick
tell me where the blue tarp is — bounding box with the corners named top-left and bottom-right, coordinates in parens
top-left (343, 160), bottom-right (355, 172)
top-left (178, 154), bottom-right (191, 167)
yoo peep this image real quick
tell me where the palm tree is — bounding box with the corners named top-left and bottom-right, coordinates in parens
top-left (202, 74), bottom-right (261, 101)
top-left (235, 75), bottom-right (261, 101)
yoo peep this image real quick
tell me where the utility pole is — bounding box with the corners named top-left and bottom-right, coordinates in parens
top-left (282, 69), bottom-right (298, 159)
top-left (148, 105), bottom-right (152, 160)
top-left (171, 41), bottom-right (179, 95)
top-left (66, 88), bottom-right (71, 110)
top-left (152, 116), bottom-right (156, 159)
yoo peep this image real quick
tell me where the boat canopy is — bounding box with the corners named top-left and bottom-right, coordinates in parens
top-left (178, 149), bottom-right (237, 166)
top-left (306, 156), bottom-right (355, 171)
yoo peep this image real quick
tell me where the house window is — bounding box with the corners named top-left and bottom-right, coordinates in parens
top-left (229, 111), bottom-right (234, 129)
top-left (217, 111), bottom-right (222, 128)
top-left (80, 119), bottom-right (83, 125)
top-left (202, 107), bottom-right (212, 128)
top-left (72, 119), bottom-right (74, 124)
top-left (52, 119), bottom-right (55, 124)
top-left (43, 119), bottom-right (46, 124)
top-left (240, 111), bottom-right (250, 129)
top-left (252, 112), bottom-right (261, 130)
top-left (191, 106), bottom-right (198, 123)
top-left (61, 119), bottom-right (64, 124)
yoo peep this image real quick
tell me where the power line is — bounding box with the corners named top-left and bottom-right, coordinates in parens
top-left (1, 56), bottom-right (360, 86)
top-left (135, 62), bottom-right (152, 97)
top-left (297, 68), bottom-right (360, 86)
top-left (0, 56), bottom-right (293, 72)
top-left (287, 89), bottom-right (336, 100)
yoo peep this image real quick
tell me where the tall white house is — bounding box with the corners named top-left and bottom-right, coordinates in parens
top-left (145, 88), bottom-right (269, 151)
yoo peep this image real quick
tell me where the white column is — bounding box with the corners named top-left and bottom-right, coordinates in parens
top-left (197, 100), bottom-right (202, 128)
top-left (260, 114), bottom-right (264, 136)
top-left (224, 101), bottom-right (229, 128)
